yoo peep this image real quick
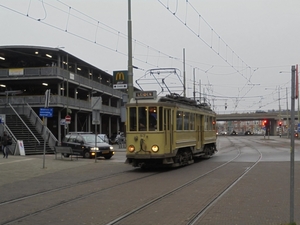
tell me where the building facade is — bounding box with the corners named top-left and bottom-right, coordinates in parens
top-left (0, 46), bottom-right (126, 146)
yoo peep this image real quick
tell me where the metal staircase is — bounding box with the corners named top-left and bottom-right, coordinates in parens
top-left (5, 114), bottom-right (53, 155)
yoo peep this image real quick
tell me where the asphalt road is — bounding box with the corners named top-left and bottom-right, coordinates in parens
top-left (0, 136), bottom-right (299, 225)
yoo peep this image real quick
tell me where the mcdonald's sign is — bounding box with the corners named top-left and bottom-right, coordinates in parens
top-left (113, 70), bottom-right (128, 89)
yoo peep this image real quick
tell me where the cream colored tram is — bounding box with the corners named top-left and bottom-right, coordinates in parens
top-left (125, 91), bottom-right (217, 168)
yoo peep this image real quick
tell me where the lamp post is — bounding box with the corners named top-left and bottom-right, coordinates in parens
top-left (290, 65), bottom-right (296, 224)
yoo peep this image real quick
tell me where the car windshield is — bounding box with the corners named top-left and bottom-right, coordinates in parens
top-left (82, 134), bottom-right (104, 143)
top-left (98, 134), bottom-right (106, 139)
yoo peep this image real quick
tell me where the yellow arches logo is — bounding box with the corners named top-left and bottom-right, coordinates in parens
top-left (115, 72), bottom-right (125, 81)
top-left (113, 70), bottom-right (128, 89)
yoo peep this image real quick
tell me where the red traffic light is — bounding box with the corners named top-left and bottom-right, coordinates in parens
top-left (263, 120), bottom-right (267, 126)
top-left (279, 121), bottom-right (282, 126)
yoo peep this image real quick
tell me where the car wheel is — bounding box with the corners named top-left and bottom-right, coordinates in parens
top-left (104, 155), bottom-right (112, 159)
top-left (84, 151), bottom-right (91, 158)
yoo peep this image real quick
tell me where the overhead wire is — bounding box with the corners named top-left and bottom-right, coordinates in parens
top-left (157, 0), bottom-right (258, 109)
top-left (0, 0), bottom-right (290, 111)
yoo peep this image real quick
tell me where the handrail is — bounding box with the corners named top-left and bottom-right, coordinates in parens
top-left (4, 124), bottom-right (17, 143)
top-left (26, 103), bottom-right (58, 144)
top-left (3, 124), bottom-right (17, 155)
top-left (26, 102), bottom-right (44, 124)
top-left (8, 103), bottom-right (40, 145)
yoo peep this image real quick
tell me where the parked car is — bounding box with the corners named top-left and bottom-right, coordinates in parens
top-left (98, 134), bottom-right (109, 144)
top-left (62, 132), bottom-right (114, 159)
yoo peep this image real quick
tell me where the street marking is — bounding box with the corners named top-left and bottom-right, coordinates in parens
top-left (0, 158), bottom-right (35, 165)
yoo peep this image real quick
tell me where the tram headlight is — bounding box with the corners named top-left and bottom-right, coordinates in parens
top-left (151, 145), bottom-right (159, 153)
top-left (128, 145), bottom-right (135, 153)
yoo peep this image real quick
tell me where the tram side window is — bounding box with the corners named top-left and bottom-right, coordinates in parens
top-left (129, 107), bottom-right (137, 131)
top-left (190, 113), bottom-right (195, 130)
top-left (183, 112), bottom-right (190, 130)
top-left (177, 111), bottom-right (183, 130)
top-left (204, 116), bottom-right (208, 131)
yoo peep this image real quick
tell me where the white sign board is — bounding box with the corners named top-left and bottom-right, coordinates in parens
top-left (17, 140), bottom-right (25, 156)
top-left (113, 84), bottom-right (127, 89)
top-left (92, 110), bottom-right (100, 125)
top-left (91, 97), bottom-right (102, 110)
top-left (60, 119), bottom-right (66, 125)
top-left (0, 114), bottom-right (5, 124)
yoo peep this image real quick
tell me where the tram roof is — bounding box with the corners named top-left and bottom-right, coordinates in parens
top-left (128, 94), bottom-right (214, 113)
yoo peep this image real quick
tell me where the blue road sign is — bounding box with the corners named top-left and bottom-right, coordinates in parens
top-left (39, 108), bottom-right (53, 117)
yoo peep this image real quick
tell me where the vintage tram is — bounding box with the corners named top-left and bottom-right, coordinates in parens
top-left (125, 91), bottom-right (217, 168)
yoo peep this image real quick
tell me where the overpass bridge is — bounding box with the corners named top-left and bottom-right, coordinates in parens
top-left (216, 112), bottom-right (295, 121)
top-left (216, 112), bottom-right (297, 136)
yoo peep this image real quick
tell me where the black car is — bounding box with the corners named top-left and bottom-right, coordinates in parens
top-left (231, 131), bottom-right (237, 135)
top-left (62, 132), bottom-right (114, 159)
top-left (244, 131), bottom-right (253, 135)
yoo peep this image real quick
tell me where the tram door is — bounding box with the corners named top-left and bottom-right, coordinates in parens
top-left (164, 108), bottom-right (172, 153)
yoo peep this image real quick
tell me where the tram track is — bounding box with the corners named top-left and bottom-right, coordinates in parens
top-left (104, 137), bottom-right (263, 225)
top-left (1, 137), bottom-right (264, 225)
top-left (187, 137), bottom-right (262, 225)
top-left (0, 170), bottom-right (129, 206)
top-left (1, 170), bottom-right (162, 225)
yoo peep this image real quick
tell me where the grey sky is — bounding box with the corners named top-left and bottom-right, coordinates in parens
top-left (1, 0), bottom-right (299, 113)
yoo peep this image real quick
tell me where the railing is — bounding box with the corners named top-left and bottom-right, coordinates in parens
top-left (0, 95), bottom-right (120, 115)
top-left (0, 67), bottom-right (124, 98)
top-left (3, 124), bottom-right (17, 155)
top-left (9, 103), bottom-right (40, 145)
top-left (25, 103), bottom-right (58, 150)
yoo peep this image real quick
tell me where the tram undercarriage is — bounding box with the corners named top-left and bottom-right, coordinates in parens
top-left (126, 144), bottom-right (217, 168)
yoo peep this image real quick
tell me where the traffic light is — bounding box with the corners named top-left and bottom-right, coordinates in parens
top-left (279, 121), bottom-right (282, 127)
top-left (263, 120), bottom-right (267, 126)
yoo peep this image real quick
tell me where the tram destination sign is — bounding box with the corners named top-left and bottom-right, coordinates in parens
top-left (134, 90), bottom-right (157, 99)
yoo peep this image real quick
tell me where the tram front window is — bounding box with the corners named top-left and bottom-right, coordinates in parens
top-left (137, 106), bottom-right (157, 131)
top-left (129, 106), bottom-right (162, 131)
top-left (148, 107), bottom-right (157, 130)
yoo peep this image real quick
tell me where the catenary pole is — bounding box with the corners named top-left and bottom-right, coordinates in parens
top-left (286, 87), bottom-right (289, 138)
top-left (290, 65), bottom-right (295, 224)
top-left (127, 0), bottom-right (133, 101)
top-left (183, 48), bottom-right (186, 97)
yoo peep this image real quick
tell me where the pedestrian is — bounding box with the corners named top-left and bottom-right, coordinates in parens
top-left (2, 131), bottom-right (10, 158)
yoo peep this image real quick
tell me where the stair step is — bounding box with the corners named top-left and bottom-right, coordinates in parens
top-left (6, 114), bottom-right (53, 154)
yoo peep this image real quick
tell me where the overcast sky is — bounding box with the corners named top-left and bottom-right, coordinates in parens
top-left (1, 0), bottom-right (299, 113)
